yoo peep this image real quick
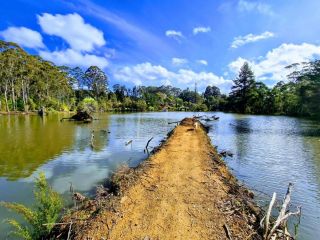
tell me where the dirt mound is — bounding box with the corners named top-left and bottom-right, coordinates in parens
top-left (180, 117), bottom-right (196, 126)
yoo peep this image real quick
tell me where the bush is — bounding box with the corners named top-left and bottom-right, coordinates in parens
top-left (46, 98), bottom-right (62, 111)
top-left (77, 97), bottom-right (98, 113)
top-left (97, 99), bottom-right (112, 112)
top-left (135, 99), bottom-right (147, 111)
top-left (28, 98), bottom-right (37, 111)
top-left (0, 173), bottom-right (63, 240)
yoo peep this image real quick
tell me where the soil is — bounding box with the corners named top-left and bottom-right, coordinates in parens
top-left (55, 118), bottom-right (261, 240)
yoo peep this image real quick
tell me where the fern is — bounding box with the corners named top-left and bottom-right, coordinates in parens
top-left (0, 172), bottom-right (63, 239)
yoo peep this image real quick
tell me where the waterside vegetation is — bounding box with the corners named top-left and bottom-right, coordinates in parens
top-left (0, 173), bottom-right (63, 240)
top-left (1, 39), bottom-right (319, 118)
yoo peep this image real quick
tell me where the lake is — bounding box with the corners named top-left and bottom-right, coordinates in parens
top-left (0, 112), bottom-right (319, 239)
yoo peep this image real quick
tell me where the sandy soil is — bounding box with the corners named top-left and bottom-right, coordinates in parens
top-left (60, 118), bottom-right (260, 240)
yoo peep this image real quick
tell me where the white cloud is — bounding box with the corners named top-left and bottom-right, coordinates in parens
top-left (228, 43), bottom-right (320, 82)
top-left (238, 0), bottom-right (274, 16)
top-left (231, 31), bottom-right (274, 48)
top-left (172, 57), bottom-right (188, 66)
top-left (193, 26), bottom-right (211, 35)
top-left (39, 49), bottom-right (108, 69)
top-left (197, 59), bottom-right (208, 66)
top-left (0, 26), bottom-right (45, 49)
top-left (37, 13), bottom-right (106, 52)
top-left (165, 30), bottom-right (183, 42)
top-left (113, 62), bottom-right (231, 91)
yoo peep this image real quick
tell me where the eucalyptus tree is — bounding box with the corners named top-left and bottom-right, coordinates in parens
top-left (0, 40), bottom-right (73, 112)
top-left (85, 66), bottom-right (108, 99)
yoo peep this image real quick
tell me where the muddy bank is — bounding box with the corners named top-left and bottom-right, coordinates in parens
top-left (53, 117), bottom-right (262, 239)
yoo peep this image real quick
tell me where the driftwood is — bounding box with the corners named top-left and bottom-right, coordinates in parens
top-left (220, 150), bottom-right (233, 157)
top-left (193, 115), bottom-right (204, 119)
top-left (144, 137), bottom-right (154, 154)
top-left (67, 221), bottom-right (73, 240)
top-left (73, 192), bottom-right (86, 202)
top-left (223, 223), bottom-right (233, 240)
top-left (90, 131), bottom-right (95, 149)
top-left (202, 117), bottom-right (213, 122)
top-left (264, 192), bottom-right (277, 238)
top-left (60, 111), bottom-right (93, 123)
top-left (145, 137), bottom-right (153, 149)
top-left (263, 183), bottom-right (301, 240)
top-left (38, 107), bottom-right (46, 116)
top-left (168, 121), bottom-right (181, 125)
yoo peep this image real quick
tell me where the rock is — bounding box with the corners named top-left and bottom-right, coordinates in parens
top-left (120, 196), bottom-right (128, 203)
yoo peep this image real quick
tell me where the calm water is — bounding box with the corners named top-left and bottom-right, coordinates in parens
top-left (0, 112), bottom-right (319, 239)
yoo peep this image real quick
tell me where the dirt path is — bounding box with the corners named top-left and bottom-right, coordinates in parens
top-left (63, 118), bottom-right (260, 240)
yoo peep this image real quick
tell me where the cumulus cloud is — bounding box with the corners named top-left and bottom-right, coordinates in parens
top-left (37, 13), bottom-right (106, 52)
top-left (0, 26), bottom-right (45, 49)
top-left (231, 31), bottom-right (274, 48)
top-left (113, 62), bottom-right (231, 91)
top-left (172, 57), bottom-right (188, 66)
top-left (197, 59), bottom-right (208, 65)
top-left (39, 49), bottom-right (109, 69)
top-left (165, 30), bottom-right (183, 42)
top-left (238, 0), bottom-right (274, 16)
top-left (228, 43), bottom-right (320, 82)
top-left (193, 26), bottom-right (211, 35)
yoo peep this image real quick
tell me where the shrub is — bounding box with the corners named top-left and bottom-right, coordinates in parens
top-left (77, 97), bottom-right (98, 113)
top-left (28, 98), bottom-right (37, 111)
top-left (0, 173), bottom-right (63, 240)
top-left (135, 99), bottom-right (147, 111)
top-left (46, 98), bottom-right (62, 111)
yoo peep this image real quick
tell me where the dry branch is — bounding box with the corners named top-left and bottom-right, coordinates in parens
top-left (145, 137), bottom-right (154, 154)
top-left (223, 223), bottom-right (233, 240)
top-left (263, 183), bottom-right (301, 240)
top-left (264, 192), bottom-right (276, 239)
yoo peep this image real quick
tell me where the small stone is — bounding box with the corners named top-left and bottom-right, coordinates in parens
top-left (120, 196), bottom-right (128, 203)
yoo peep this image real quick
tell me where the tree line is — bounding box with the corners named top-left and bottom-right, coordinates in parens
top-left (0, 40), bottom-right (319, 119)
top-left (224, 61), bottom-right (320, 118)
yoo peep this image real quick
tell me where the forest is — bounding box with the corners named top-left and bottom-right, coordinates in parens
top-left (0, 40), bottom-right (319, 119)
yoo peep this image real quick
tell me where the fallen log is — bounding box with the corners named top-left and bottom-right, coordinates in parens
top-left (60, 111), bottom-right (93, 123)
top-left (263, 183), bottom-right (301, 240)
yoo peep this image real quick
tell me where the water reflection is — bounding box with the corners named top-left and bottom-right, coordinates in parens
top-left (207, 114), bottom-right (320, 240)
top-left (0, 114), bottom-right (76, 180)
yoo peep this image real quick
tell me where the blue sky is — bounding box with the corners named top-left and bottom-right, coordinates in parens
top-left (1, 0), bottom-right (320, 92)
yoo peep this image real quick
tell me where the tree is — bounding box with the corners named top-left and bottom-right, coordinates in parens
top-left (230, 62), bottom-right (256, 113)
top-left (247, 82), bottom-right (271, 114)
top-left (113, 84), bottom-right (127, 101)
top-left (204, 85), bottom-right (221, 99)
top-left (85, 66), bottom-right (108, 99)
top-left (69, 67), bottom-right (85, 89)
top-left (0, 40), bottom-right (72, 112)
top-left (285, 60), bottom-right (320, 118)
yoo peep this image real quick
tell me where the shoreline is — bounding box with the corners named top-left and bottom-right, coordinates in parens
top-left (52, 117), bottom-right (262, 239)
top-left (0, 110), bottom-right (317, 121)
